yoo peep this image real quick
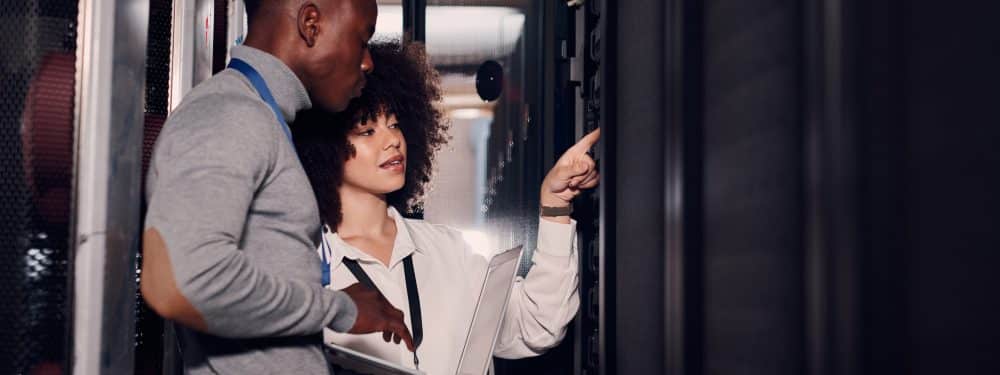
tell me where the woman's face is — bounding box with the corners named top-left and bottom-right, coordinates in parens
top-left (342, 112), bottom-right (408, 195)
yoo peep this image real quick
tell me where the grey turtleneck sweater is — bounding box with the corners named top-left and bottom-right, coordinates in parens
top-left (144, 45), bottom-right (356, 374)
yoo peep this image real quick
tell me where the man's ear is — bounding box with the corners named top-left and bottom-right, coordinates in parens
top-left (297, 3), bottom-right (321, 47)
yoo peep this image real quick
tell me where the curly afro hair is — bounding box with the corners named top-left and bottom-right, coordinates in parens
top-left (293, 41), bottom-right (449, 230)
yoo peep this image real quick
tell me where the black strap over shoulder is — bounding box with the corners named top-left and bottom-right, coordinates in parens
top-left (402, 256), bottom-right (423, 348)
top-left (341, 258), bottom-right (377, 290)
top-left (340, 256), bottom-right (424, 348)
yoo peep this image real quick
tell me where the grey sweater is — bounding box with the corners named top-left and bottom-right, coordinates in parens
top-left (144, 45), bottom-right (356, 374)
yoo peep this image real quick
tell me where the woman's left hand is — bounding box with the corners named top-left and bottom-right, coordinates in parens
top-left (541, 128), bottom-right (601, 208)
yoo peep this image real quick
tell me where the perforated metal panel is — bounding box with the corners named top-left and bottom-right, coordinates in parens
top-left (136, 1), bottom-right (173, 374)
top-left (578, 1), bottom-right (609, 374)
top-left (142, 0), bottom-right (172, 176)
top-left (0, 0), bottom-right (79, 373)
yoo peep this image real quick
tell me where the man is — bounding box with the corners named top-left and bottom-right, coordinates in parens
top-left (141, 1), bottom-right (414, 373)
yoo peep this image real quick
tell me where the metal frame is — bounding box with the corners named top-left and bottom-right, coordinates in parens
top-left (571, 6), bottom-right (588, 375)
top-left (169, 0), bottom-right (216, 109)
top-left (225, 0), bottom-right (247, 62)
top-left (595, 0), bottom-right (615, 373)
top-left (614, 0), bottom-right (675, 373)
top-left (169, 0), bottom-right (195, 110)
top-left (402, 0), bottom-right (426, 42)
top-left (663, 0), bottom-right (704, 374)
top-left (573, 0), bottom-right (615, 373)
top-left (72, 0), bottom-right (149, 373)
top-left (802, 0), bottom-right (861, 374)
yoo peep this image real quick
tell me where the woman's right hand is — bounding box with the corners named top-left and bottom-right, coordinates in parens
top-left (540, 128), bottom-right (602, 208)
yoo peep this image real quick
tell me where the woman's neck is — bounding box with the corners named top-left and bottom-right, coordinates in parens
top-left (336, 185), bottom-right (395, 240)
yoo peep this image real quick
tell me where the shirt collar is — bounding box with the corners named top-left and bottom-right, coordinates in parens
top-left (324, 206), bottom-right (423, 270)
top-left (228, 45), bottom-right (312, 123)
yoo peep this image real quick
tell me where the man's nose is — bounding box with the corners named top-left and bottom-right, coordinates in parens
top-left (361, 48), bottom-right (374, 74)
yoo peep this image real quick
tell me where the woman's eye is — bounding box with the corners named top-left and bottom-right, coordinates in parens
top-left (388, 123), bottom-right (400, 129)
top-left (359, 129), bottom-right (374, 136)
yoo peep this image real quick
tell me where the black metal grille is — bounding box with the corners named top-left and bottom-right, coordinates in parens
top-left (0, 0), bottom-right (79, 373)
top-left (136, 1), bottom-right (173, 374)
top-left (578, 1), bottom-right (606, 374)
top-left (142, 0), bottom-right (172, 175)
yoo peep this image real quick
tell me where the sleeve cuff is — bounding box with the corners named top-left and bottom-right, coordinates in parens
top-left (325, 289), bottom-right (358, 333)
top-left (535, 217), bottom-right (577, 257)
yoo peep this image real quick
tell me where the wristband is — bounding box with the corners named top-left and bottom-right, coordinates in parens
top-left (540, 204), bottom-right (573, 217)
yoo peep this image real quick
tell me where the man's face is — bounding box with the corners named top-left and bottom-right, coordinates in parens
top-left (305, 0), bottom-right (376, 112)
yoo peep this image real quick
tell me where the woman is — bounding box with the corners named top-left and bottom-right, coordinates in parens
top-left (293, 41), bottom-right (600, 374)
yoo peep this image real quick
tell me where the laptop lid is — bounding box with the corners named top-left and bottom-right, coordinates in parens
top-left (326, 342), bottom-right (423, 375)
top-left (455, 246), bottom-right (524, 375)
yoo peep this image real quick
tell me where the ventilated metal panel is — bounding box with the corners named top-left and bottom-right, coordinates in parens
top-left (0, 0), bottom-right (79, 373)
top-left (142, 0), bottom-right (172, 176)
top-left (578, 0), bottom-right (609, 374)
top-left (136, 1), bottom-right (173, 374)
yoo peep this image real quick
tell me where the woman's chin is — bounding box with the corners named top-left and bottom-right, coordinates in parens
top-left (372, 182), bottom-right (406, 196)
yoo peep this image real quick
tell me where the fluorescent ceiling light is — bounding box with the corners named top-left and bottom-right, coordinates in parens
top-left (450, 108), bottom-right (493, 120)
top-left (374, 5), bottom-right (525, 65)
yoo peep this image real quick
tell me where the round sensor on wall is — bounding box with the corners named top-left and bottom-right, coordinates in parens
top-left (476, 60), bottom-right (504, 102)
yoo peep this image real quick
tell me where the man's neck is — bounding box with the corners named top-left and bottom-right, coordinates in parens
top-left (243, 28), bottom-right (305, 84)
top-left (336, 185), bottom-right (395, 241)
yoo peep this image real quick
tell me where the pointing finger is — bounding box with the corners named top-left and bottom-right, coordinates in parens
top-left (568, 128), bottom-right (601, 153)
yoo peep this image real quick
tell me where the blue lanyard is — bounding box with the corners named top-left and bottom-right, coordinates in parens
top-left (227, 58), bottom-right (294, 143)
top-left (229, 58), bottom-right (323, 281)
top-left (320, 228), bottom-right (332, 286)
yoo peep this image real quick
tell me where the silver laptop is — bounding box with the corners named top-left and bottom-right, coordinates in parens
top-left (326, 342), bottom-right (423, 375)
top-left (455, 246), bottom-right (523, 375)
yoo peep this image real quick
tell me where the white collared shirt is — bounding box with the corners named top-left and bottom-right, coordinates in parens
top-left (320, 207), bottom-right (579, 375)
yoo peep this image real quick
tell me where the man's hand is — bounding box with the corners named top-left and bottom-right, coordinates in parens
top-left (341, 283), bottom-right (416, 351)
top-left (541, 128), bottom-right (602, 213)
